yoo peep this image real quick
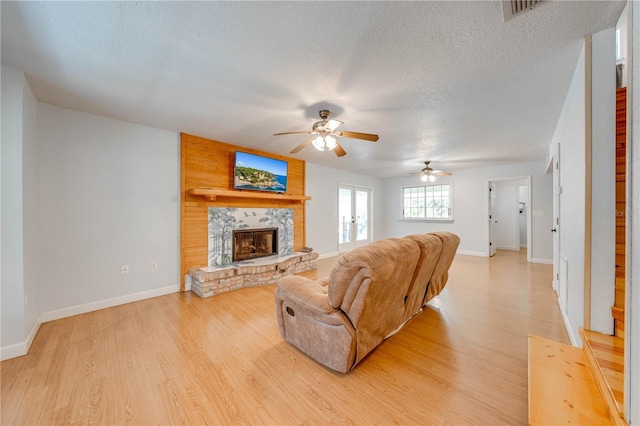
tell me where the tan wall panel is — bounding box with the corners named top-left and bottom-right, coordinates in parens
top-left (180, 133), bottom-right (307, 289)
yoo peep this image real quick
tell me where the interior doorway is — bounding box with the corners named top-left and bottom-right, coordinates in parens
top-left (487, 176), bottom-right (532, 262)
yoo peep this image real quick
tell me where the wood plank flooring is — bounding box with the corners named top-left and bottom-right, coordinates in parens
top-left (528, 335), bottom-right (611, 425)
top-left (583, 329), bottom-right (625, 415)
top-left (1, 249), bottom-right (569, 425)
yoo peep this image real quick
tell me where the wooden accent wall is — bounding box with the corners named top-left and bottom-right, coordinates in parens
top-left (613, 87), bottom-right (627, 337)
top-left (180, 133), bottom-right (307, 290)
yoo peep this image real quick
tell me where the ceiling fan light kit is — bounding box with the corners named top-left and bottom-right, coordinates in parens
top-left (274, 110), bottom-right (379, 157)
top-left (421, 173), bottom-right (436, 182)
top-left (312, 135), bottom-right (337, 151)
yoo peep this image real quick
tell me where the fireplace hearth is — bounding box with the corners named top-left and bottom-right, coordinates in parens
top-left (232, 228), bottom-right (278, 262)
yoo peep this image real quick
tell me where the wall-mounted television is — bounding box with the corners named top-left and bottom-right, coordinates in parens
top-left (233, 151), bottom-right (288, 193)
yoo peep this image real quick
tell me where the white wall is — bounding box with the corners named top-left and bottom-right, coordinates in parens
top-left (37, 104), bottom-right (180, 318)
top-left (591, 28), bottom-right (616, 334)
top-left (22, 68), bottom-right (40, 342)
top-left (553, 42), bottom-right (586, 345)
top-left (551, 28), bottom-right (617, 343)
top-left (2, 67), bottom-right (27, 352)
top-left (305, 162), bottom-right (383, 257)
top-left (1, 67), bottom-right (39, 359)
top-left (382, 161), bottom-right (553, 261)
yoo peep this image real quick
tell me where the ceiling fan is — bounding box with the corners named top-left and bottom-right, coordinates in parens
top-left (273, 110), bottom-right (379, 157)
top-left (412, 161), bottom-right (452, 182)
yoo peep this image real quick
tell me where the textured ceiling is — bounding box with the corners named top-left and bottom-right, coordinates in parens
top-left (1, 1), bottom-right (625, 178)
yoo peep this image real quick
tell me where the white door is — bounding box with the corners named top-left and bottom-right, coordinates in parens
top-left (489, 182), bottom-right (497, 256)
top-left (339, 185), bottom-right (371, 252)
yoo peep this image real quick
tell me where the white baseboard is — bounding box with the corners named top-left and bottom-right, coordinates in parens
top-left (559, 299), bottom-right (580, 347)
top-left (456, 250), bottom-right (487, 257)
top-left (25, 317), bottom-right (42, 353)
top-left (40, 285), bottom-right (180, 323)
top-left (426, 296), bottom-right (441, 311)
top-left (495, 246), bottom-right (520, 251)
top-left (318, 251), bottom-right (340, 260)
top-left (531, 257), bottom-right (553, 265)
top-left (1, 341), bottom-right (27, 361)
top-left (184, 274), bottom-right (192, 292)
top-left (1, 317), bottom-right (42, 361)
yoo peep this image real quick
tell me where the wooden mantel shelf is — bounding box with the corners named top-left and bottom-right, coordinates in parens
top-left (188, 187), bottom-right (311, 203)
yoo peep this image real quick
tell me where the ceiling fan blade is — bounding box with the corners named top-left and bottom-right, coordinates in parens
top-left (337, 131), bottom-right (379, 142)
top-left (431, 170), bottom-right (452, 176)
top-left (273, 131), bottom-right (313, 136)
top-left (289, 137), bottom-right (315, 154)
top-left (332, 142), bottom-right (347, 157)
top-left (325, 119), bottom-right (343, 131)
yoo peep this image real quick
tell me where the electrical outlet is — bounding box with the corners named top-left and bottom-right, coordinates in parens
top-left (24, 293), bottom-right (28, 308)
top-left (121, 265), bottom-right (129, 274)
top-left (150, 261), bottom-right (158, 270)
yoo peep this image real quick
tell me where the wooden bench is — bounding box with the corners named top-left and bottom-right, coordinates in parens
top-left (528, 334), bottom-right (618, 425)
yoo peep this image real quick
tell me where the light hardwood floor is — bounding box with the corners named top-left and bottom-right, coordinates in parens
top-left (1, 249), bottom-right (569, 425)
top-left (583, 329), bottom-right (625, 415)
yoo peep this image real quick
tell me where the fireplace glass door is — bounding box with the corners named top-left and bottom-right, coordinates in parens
top-left (232, 228), bottom-right (278, 262)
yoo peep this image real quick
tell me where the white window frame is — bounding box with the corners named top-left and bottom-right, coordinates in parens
top-left (401, 182), bottom-right (453, 222)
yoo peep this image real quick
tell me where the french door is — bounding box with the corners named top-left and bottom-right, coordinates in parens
top-left (338, 184), bottom-right (371, 252)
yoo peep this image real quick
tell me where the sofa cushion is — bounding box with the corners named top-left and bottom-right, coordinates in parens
top-left (424, 232), bottom-right (460, 302)
top-left (326, 238), bottom-right (421, 364)
top-left (403, 233), bottom-right (443, 319)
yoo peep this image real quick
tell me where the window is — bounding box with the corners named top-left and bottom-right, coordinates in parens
top-left (402, 183), bottom-right (452, 220)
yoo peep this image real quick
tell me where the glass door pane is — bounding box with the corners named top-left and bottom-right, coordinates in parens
top-left (339, 185), bottom-right (371, 252)
top-left (338, 187), bottom-right (352, 244)
top-left (355, 189), bottom-right (368, 241)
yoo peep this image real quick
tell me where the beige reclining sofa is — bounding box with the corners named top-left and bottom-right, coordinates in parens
top-left (274, 232), bottom-right (460, 373)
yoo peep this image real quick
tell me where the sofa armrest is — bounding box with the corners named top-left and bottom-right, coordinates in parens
top-left (276, 275), bottom-right (334, 315)
top-left (275, 275), bottom-right (357, 373)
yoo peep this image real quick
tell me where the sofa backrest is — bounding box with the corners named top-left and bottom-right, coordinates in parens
top-left (327, 237), bottom-right (421, 363)
top-left (402, 233), bottom-right (443, 320)
top-left (424, 232), bottom-right (460, 303)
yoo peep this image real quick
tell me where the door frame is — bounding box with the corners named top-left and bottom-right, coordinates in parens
top-left (486, 176), bottom-right (532, 262)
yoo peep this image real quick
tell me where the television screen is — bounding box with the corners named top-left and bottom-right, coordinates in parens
top-left (234, 151), bottom-right (288, 193)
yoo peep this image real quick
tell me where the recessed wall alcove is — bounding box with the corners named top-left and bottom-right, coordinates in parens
top-left (180, 133), bottom-right (309, 290)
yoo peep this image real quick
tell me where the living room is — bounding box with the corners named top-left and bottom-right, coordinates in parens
top-left (2, 1), bottom-right (638, 424)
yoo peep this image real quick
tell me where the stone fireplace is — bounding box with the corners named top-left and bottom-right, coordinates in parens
top-left (189, 206), bottom-right (317, 299)
top-left (232, 227), bottom-right (278, 262)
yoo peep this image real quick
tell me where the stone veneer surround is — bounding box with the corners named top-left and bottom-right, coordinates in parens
top-left (191, 206), bottom-right (315, 298)
top-left (208, 207), bottom-right (294, 266)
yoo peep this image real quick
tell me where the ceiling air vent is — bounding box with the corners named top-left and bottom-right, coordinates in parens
top-left (502, 0), bottom-right (544, 21)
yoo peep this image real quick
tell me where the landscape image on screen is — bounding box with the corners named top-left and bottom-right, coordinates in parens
top-left (234, 151), bottom-right (288, 193)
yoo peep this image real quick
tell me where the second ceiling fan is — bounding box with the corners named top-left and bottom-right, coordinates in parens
top-left (413, 161), bottom-right (452, 182)
top-left (273, 110), bottom-right (379, 157)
